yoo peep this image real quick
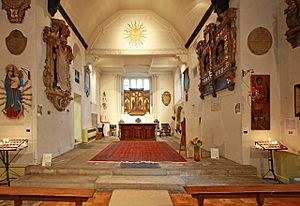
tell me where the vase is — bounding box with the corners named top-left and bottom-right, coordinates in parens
top-left (194, 146), bottom-right (201, 161)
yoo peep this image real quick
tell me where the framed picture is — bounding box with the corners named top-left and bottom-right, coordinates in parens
top-left (84, 65), bottom-right (91, 97)
top-left (75, 69), bottom-right (80, 84)
top-left (295, 84), bottom-right (300, 117)
top-left (251, 75), bottom-right (270, 130)
top-left (183, 68), bottom-right (190, 101)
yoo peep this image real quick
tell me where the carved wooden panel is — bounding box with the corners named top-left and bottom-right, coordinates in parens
top-left (197, 8), bottom-right (237, 99)
top-left (43, 19), bottom-right (73, 111)
top-left (2, 0), bottom-right (31, 23)
top-left (124, 89), bottom-right (150, 116)
top-left (285, 0), bottom-right (300, 48)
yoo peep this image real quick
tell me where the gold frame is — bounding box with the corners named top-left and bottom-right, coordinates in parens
top-left (43, 19), bottom-right (74, 111)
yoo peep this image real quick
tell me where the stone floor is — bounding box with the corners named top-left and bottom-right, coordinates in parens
top-left (2, 135), bottom-right (295, 205)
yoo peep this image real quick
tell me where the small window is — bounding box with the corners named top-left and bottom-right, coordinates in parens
top-left (137, 79), bottom-right (143, 89)
top-left (130, 79), bottom-right (136, 89)
top-left (144, 79), bottom-right (149, 90)
top-left (124, 79), bottom-right (129, 90)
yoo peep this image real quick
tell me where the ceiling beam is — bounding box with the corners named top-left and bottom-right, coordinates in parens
top-left (57, 4), bottom-right (88, 49)
top-left (184, 4), bottom-right (214, 49)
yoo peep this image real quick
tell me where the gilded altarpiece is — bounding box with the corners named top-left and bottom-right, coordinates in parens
top-left (197, 8), bottom-right (237, 99)
top-left (43, 19), bottom-right (74, 111)
top-left (124, 89), bottom-right (150, 116)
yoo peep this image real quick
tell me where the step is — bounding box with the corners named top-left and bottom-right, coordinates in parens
top-left (112, 168), bottom-right (167, 176)
top-left (10, 174), bottom-right (97, 189)
top-left (95, 175), bottom-right (185, 191)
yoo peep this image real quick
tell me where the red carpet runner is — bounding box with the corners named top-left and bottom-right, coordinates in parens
top-left (89, 141), bottom-right (187, 162)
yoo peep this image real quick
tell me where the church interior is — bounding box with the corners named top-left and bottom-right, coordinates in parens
top-left (1, 0), bottom-right (300, 205)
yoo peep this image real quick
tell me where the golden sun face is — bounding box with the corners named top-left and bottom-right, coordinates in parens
top-left (125, 21), bottom-right (147, 47)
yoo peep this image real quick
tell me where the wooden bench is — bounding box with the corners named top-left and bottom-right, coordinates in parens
top-left (0, 187), bottom-right (95, 206)
top-left (184, 184), bottom-right (300, 206)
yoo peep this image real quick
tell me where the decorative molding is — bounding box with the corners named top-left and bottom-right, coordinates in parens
top-left (2, 0), bottom-right (31, 23)
top-left (197, 8), bottom-right (237, 99)
top-left (285, 0), bottom-right (300, 48)
top-left (87, 48), bottom-right (187, 56)
top-left (5, 29), bottom-right (27, 55)
top-left (43, 19), bottom-right (73, 111)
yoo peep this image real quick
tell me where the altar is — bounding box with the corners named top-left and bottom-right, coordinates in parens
top-left (119, 123), bottom-right (156, 140)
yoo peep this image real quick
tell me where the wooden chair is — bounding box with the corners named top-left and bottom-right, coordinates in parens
top-left (160, 123), bottom-right (171, 136)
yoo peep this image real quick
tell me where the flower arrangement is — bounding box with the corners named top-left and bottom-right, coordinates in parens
top-left (190, 136), bottom-right (203, 148)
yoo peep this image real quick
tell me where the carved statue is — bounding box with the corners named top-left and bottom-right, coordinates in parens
top-left (2, 0), bottom-right (31, 23)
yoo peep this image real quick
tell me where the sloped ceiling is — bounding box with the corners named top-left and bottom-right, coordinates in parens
top-left (60, 0), bottom-right (211, 45)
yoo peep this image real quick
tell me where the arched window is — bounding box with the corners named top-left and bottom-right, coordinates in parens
top-left (175, 68), bottom-right (182, 103)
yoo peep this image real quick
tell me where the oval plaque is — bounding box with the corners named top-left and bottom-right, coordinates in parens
top-left (247, 27), bottom-right (272, 55)
top-left (5, 29), bottom-right (27, 55)
top-left (162, 91), bottom-right (171, 106)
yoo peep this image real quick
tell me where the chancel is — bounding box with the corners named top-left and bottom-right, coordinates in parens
top-left (1, 0), bottom-right (300, 205)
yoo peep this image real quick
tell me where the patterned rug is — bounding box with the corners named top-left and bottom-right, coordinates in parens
top-left (89, 141), bottom-right (187, 162)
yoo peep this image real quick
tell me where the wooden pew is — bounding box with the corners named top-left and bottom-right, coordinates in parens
top-left (184, 184), bottom-right (300, 206)
top-left (0, 187), bottom-right (95, 206)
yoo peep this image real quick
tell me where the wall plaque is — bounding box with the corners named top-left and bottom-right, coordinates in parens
top-left (5, 29), bottom-right (27, 55)
top-left (162, 91), bottom-right (171, 106)
top-left (2, 0), bottom-right (31, 23)
top-left (43, 19), bottom-right (74, 111)
top-left (247, 27), bottom-right (272, 55)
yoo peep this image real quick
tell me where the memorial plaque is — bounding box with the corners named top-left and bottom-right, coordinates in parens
top-left (248, 27), bottom-right (272, 55)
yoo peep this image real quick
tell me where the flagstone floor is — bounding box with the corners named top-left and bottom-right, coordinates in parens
top-left (2, 135), bottom-right (300, 205)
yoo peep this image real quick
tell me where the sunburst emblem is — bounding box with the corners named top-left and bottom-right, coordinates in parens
top-left (124, 21), bottom-right (147, 47)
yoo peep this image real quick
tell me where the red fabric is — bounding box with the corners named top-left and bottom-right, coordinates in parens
top-left (89, 141), bottom-right (187, 162)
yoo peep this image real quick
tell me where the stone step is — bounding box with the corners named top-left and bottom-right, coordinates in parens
top-left (10, 174), bottom-right (97, 189)
top-left (25, 164), bottom-right (256, 177)
top-left (112, 168), bottom-right (167, 176)
top-left (95, 175), bottom-right (185, 192)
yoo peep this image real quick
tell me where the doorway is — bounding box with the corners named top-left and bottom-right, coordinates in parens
top-left (74, 93), bottom-right (82, 143)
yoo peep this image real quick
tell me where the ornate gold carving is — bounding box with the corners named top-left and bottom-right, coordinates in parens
top-left (162, 91), bottom-right (171, 106)
top-left (43, 19), bottom-right (73, 111)
top-left (5, 29), bottom-right (27, 55)
top-left (197, 8), bottom-right (237, 99)
top-left (285, 0), bottom-right (300, 48)
top-left (2, 0), bottom-right (31, 23)
top-left (247, 27), bottom-right (272, 55)
top-left (124, 89), bottom-right (150, 116)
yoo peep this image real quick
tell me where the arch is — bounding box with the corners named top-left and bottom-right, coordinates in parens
top-left (73, 43), bottom-right (82, 71)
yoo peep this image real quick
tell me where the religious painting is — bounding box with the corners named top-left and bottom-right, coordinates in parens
top-left (183, 68), bottom-right (190, 101)
top-left (251, 75), bottom-right (270, 130)
top-left (2, 0), bottom-right (31, 23)
top-left (124, 89), bottom-right (150, 116)
top-left (75, 69), bottom-right (79, 84)
top-left (84, 65), bottom-right (91, 97)
top-left (197, 8), bottom-right (237, 99)
top-left (162, 91), bottom-right (171, 106)
top-left (0, 64), bottom-right (32, 119)
top-left (43, 19), bottom-right (74, 111)
top-left (284, 0), bottom-right (300, 48)
top-left (295, 84), bottom-right (300, 117)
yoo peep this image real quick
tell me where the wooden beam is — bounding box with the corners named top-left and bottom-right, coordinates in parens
top-left (57, 4), bottom-right (88, 49)
top-left (185, 4), bottom-right (214, 49)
